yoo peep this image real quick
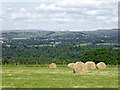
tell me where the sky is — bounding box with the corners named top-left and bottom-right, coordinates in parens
top-left (0, 0), bottom-right (118, 31)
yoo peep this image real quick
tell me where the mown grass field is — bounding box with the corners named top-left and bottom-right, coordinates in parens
top-left (2, 65), bottom-right (118, 88)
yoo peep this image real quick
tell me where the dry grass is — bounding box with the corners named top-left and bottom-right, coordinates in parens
top-left (2, 65), bottom-right (118, 88)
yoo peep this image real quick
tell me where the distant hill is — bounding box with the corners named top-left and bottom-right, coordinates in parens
top-left (2, 29), bottom-right (119, 65)
top-left (2, 29), bottom-right (118, 46)
top-left (82, 29), bottom-right (118, 38)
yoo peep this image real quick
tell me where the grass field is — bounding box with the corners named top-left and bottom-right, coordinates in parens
top-left (76, 43), bottom-right (92, 46)
top-left (96, 43), bottom-right (118, 45)
top-left (2, 65), bottom-right (118, 88)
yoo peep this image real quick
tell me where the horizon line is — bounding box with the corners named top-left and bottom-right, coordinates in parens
top-left (1, 28), bottom-right (118, 32)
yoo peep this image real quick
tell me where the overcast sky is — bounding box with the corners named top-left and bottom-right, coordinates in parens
top-left (0, 0), bottom-right (118, 31)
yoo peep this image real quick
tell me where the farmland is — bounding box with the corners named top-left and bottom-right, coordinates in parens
top-left (1, 29), bottom-right (119, 88)
top-left (2, 65), bottom-right (118, 88)
top-left (2, 29), bottom-right (119, 65)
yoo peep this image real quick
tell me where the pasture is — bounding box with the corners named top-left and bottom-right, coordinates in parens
top-left (2, 65), bottom-right (118, 88)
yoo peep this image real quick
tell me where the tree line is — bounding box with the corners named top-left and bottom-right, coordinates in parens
top-left (2, 45), bottom-right (119, 65)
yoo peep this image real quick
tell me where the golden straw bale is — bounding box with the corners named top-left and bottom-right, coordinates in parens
top-left (68, 63), bottom-right (74, 68)
top-left (49, 63), bottom-right (57, 68)
top-left (85, 61), bottom-right (96, 69)
top-left (97, 62), bottom-right (106, 69)
top-left (73, 62), bottom-right (88, 74)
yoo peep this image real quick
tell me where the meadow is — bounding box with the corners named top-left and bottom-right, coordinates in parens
top-left (2, 65), bottom-right (118, 88)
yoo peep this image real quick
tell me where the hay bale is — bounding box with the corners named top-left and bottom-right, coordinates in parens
top-left (85, 61), bottom-right (96, 69)
top-left (97, 62), bottom-right (106, 69)
top-left (49, 63), bottom-right (57, 68)
top-left (68, 63), bottom-right (74, 68)
top-left (73, 62), bottom-right (88, 74)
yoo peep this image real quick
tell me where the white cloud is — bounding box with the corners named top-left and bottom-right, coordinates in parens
top-left (112, 17), bottom-right (118, 22)
top-left (105, 20), bottom-right (111, 24)
top-left (6, 5), bottom-right (14, 11)
top-left (96, 16), bottom-right (107, 20)
top-left (14, 22), bottom-right (17, 25)
top-left (2, 0), bottom-right (118, 31)
top-left (52, 17), bottom-right (72, 22)
top-left (0, 9), bottom-right (3, 16)
top-left (20, 8), bottom-right (26, 12)
top-left (49, 12), bottom-right (67, 18)
top-left (35, 4), bottom-right (62, 11)
top-left (11, 13), bottom-right (26, 19)
top-left (25, 19), bottom-right (32, 22)
top-left (10, 12), bottom-right (43, 19)
top-left (57, 0), bottom-right (109, 7)
top-left (16, 27), bottom-right (21, 30)
top-left (11, 12), bottom-right (30, 19)
top-left (0, 18), bottom-right (2, 21)
top-left (85, 10), bottom-right (98, 15)
top-left (7, 7), bottom-right (14, 11)
top-left (55, 12), bottom-right (66, 17)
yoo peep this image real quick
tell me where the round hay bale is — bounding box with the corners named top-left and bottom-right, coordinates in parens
top-left (49, 63), bottom-right (57, 68)
top-left (97, 62), bottom-right (106, 69)
top-left (85, 61), bottom-right (96, 69)
top-left (68, 63), bottom-right (74, 68)
top-left (73, 62), bottom-right (88, 74)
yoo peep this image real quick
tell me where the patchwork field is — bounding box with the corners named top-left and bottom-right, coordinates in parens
top-left (2, 65), bottom-right (118, 88)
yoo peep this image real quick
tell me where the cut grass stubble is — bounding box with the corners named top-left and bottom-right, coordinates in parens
top-left (2, 65), bottom-right (118, 88)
